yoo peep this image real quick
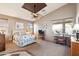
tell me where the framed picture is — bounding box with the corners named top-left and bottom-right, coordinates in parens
top-left (16, 22), bottom-right (24, 29)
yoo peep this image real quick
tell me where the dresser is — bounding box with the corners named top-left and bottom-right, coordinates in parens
top-left (71, 37), bottom-right (79, 56)
top-left (0, 34), bottom-right (5, 52)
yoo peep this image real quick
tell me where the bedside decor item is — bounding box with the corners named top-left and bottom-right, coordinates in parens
top-left (76, 33), bottom-right (79, 41)
top-left (73, 24), bottom-right (79, 41)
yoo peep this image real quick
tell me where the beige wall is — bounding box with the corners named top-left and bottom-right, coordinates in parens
top-left (35, 4), bottom-right (76, 41)
top-left (0, 14), bottom-right (31, 40)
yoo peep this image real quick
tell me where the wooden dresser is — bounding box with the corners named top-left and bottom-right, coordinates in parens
top-left (71, 37), bottom-right (79, 56)
top-left (0, 34), bottom-right (5, 52)
top-left (71, 42), bottom-right (79, 56)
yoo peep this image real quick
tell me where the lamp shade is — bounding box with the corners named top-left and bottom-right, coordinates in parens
top-left (73, 24), bottom-right (79, 30)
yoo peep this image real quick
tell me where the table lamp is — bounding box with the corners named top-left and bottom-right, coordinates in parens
top-left (73, 24), bottom-right (79, 41)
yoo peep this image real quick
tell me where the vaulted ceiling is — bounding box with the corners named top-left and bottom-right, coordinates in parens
top-left (0, 3), bottom-right (67, 21)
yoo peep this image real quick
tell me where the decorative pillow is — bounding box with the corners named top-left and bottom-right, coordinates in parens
top-left (13, 32), bottom-right (21, 40)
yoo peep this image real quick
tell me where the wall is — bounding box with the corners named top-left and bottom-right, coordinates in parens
top-left (35, 4), bottom-right (76, 41)
top-left (0, 14), bottom-right (31, 40)
top-left (0, 3), bottom-right (34, 21)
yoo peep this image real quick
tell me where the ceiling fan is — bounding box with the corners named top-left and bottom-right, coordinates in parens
top-left (31, 13), bottom-right (39, 19)
top-left (22, 3), bottom-right (47, 19)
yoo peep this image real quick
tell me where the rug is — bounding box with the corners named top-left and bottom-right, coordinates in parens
top-left (1, 50), bottom-right (31, 56)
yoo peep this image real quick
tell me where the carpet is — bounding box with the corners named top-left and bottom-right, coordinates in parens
top-left (25, 40), bottom-right (69, 56)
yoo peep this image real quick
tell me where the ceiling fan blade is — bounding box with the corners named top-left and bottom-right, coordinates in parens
top-left (32, 13), bottom-right (38, 17)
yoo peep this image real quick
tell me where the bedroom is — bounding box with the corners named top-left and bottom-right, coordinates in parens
top-left (0, 3), bottom-right (78, 56)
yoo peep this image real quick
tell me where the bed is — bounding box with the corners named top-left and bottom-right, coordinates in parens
top-left (13, 31), bottom-right (36, 47)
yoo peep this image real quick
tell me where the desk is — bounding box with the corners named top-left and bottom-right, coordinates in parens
top-left (54, 36), bottom-right (71, 47)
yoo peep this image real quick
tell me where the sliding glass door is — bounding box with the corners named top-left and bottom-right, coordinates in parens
top-left (52, 23), bottom-right (63, 36)
top-left (52, 18), bottom-right (73, 37)
top-left (64, 22), bottom-right (73, 37)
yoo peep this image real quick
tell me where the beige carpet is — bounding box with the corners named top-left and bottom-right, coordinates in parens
top-left (25, 40), bottom-right (69, 56)
top-left (0, 40), bottom-right (69, 56)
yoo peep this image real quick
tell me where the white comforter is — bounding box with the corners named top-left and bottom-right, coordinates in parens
top-left (13, 34), bottom-right (36, 47)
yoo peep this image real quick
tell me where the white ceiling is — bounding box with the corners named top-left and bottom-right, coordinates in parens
top-left (0, 3), bottom-right (67, 21)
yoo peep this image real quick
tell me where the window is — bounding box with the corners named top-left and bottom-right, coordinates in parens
top-left (27, 22), bottom-right (33, 33)
top-left (28, 22), bottom-right (33, 29)
top-left (0, 19), bottom-right (8, 35)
